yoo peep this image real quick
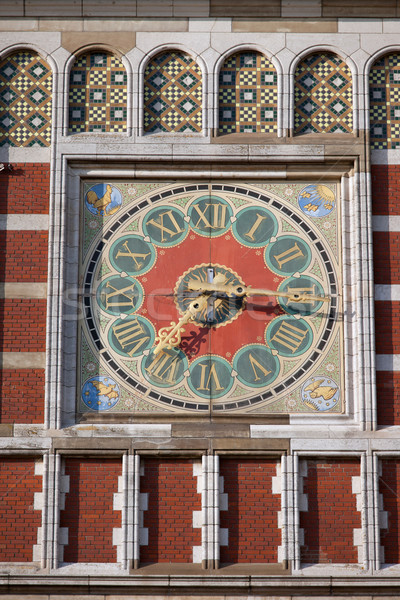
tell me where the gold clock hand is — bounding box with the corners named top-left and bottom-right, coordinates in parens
top-left (153, 295), bottom-right (209, 355)
top-left (187, 280), bottom-right (329, 304)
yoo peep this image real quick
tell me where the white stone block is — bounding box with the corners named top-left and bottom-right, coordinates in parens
top-left (189, 18), bottom-right (231, 32)
top-left (192, 545), bottom-right (203, 563)
top-left (139, 527), bottom-right (149, 546)
top-left (32, 543), bottom-right (41, 562)
top-left (376, 354), bottom-right (400, 371)
top-left (139, 492), bottom-right (148, 511)
top-left (34, 492), bottom-right (43, 511)
top-left (373, 215), bottom-right (400, 232)
top-left (193, 461), bottom-right (202, 477)
top-left (352, 476), bottom-right (361, 494)
top-left (219, 528), bottom-right (228, 546)
top-left (298, 528), bottom-right (304, 546)
top-left (60, 475), bottom-right (70, 493)
top-left (338, 18), bottom-right (382, 32)
top-left (220, 492), bottom-right (228, 511)
top-left (59, 527), bottom-right (69, 545)
top-left (112, 528), bottom-right (122, 546)
top-left (272, 474), bottom-right (281, 495)
top-left (193, 510), bottom-right (202, 528)
top-left (299, 493), bottom-right (308, 512)
top-left (380, 510), bottom-right (388, 529)
top-left (113, 491), bottom-right (123, 511)
top-left (34, 460), bottom-right (44, 476)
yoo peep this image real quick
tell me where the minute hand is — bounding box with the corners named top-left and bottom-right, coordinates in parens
top-left (188, 281), bottom-right (329, 303)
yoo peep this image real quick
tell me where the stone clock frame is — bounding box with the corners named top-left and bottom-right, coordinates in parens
top-left (50, 153), bottom-right (374, 432)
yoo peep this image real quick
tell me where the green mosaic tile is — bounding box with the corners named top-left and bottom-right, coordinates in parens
top-left (294, 52), bottom-right (352, 135)
top-left (218, 51), bottom-right (277, 135)
top-left (370, 53), bottom-right (400, 149)
top-left (0, 51), bottom-right (52, 147)
top-left (68, 51), bottom-right (127, 134)
top-left (144, 51), bottom-right (202, 133)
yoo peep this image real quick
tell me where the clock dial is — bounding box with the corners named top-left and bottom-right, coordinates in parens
top-left (79, 182), bottom-right (343, 416)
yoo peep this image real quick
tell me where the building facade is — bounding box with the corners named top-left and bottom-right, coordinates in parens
top-left (0, 0), bottom-right (400, 598)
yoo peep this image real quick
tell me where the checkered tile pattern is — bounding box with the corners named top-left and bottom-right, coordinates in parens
top-left (0, 51), bottom-right (52, 147)
top-left (69, 52), bottom-right (127, 134)
top-left (294, 53), bottom-right (353, 135)
top-left (218, 52), bottom-right (277, 134)
top-left (370, 53), bottom-right (400, 149)
top-left (144, 52), bottom-right (202, 133)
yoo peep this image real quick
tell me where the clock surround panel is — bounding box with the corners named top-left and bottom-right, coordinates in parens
top-left (78, 181), bottom-right (343, 417)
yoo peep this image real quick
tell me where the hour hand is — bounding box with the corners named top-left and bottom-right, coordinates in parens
top-left (153, 295), bottom-right (208, 355)
top-left (188, 280), bottom-right (329, 304)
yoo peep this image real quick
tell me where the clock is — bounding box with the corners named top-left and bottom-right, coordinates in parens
top-left (78, 182), bottom-right (343, 416)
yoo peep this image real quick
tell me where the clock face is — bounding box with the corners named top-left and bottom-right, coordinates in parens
top-left (78, 182), bottom-right (343, 416)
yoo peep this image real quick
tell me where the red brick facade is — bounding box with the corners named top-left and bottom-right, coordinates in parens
top-left (140, 458), bottom-right (201, 563)
top-left (380, 459), bottom-right (400, 563)
top-left (375, 301), bottom-right (400, 354)
top-left (219, 458), bottom-right (280, 564)
top-left (377, 371), bottom-right (400, 425)
top-left (0, 163), bottom-right (49, 425)
top-left (0, 369), bottom-right (45, 423)
top-left (59, 458), bottom-right (122, 563)
top-left (0, 231), bottom-right (49, 282)
top-left (372, 165), bottom-right (400, 215)
top-left (300, 459), bottom-right (361, 564)
top-left (0, 299), bottom-right (46, 352)
top-left (0, 457), bottom-right (42, 562)
top-left (373, 164), bottom-right (400, 426)
top-left (0, 163), bottom-right (50, 214)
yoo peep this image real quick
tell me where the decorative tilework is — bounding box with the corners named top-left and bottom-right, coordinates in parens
top-left (144, 52), bottom-right (202, 133)
top-left (370, 53), bottom-right (400, 149)
top-left (69, 52), bottom-right (127, 134)
top-left (294, 53), bottom-right (352, 135)
top-left (0, 52), bottom-right (52, 147)
top-left (218, 52), bottom-right (277, 135)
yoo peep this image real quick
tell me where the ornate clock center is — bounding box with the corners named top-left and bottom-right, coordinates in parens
top-left (174, 263), bottom-right (246, 327)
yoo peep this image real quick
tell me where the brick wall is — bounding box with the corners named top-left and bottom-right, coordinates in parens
top-left (0, 231), bottom-right (49, 282)
top-left (380, 459), bottom-right (400, 563)
top-left (300, 459), bottom-right (361, 564)
top-left (219, 458), bottom-right (280, 563)
top-left (0, 456), bottom-right (42, 562)
top-left (59, 458), bottom-right (122, 563)
top-left (372, 164), bottom-right (400, 425)
top-left (0, 164), bottom-right (50, 213)
top-left (0, 163), bottom-right (49, 424)
top-left (0, 299), bottom-right (46, 351)
top-left (0, 369), bottom-right (45, 423)
top-left (140, 458), bottom-right (201, 563)
top-left (372, 165), bottom-right (400, 216)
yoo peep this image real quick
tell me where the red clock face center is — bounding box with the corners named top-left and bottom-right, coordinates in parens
top-left (136, 230), bottom-right (285, 361)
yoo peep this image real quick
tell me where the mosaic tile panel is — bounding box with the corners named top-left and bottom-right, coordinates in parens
top-left (144, 51), bottom-right (202, 133)
top-left (370, 53), bottom-right (400, 149)
top-left (69, 52), bottom-right (127, 134)
top-left (0, 51), bottom-right (52, 147)
top-left (294, 53), bottom-right (353, 135)
top-left (218, 52), bottom-right (277, 134)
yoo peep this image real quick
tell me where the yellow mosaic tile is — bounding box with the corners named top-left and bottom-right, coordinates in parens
top-left (294, 52), bottom-right (353, 135)
top-left (144, 51), bottom-right (202, 133)
top-left (69, 52), bottom-right (127, 134)
top-left (218, 52), bottom-right (277, 134)
top-left (0, 51), bottom-right (52, 147)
